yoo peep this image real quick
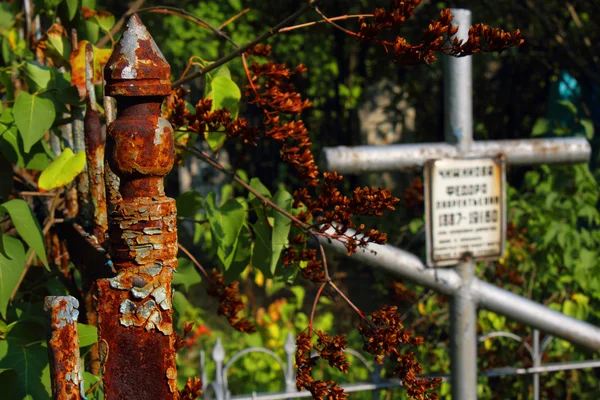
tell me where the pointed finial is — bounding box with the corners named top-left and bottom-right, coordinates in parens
top-left (104, 14), bottom-right (171, 96)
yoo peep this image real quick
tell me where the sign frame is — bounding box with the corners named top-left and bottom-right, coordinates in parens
top-left (424, 156), bottom-right (506, 267)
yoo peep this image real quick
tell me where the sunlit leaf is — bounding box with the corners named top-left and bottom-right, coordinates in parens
top-left (208, 76), bottom-right (241, 118)
top-left (69, 40), bottom-right (112, 98)
top-left (13, 92), bottom-right (56, 153)
top-left (0, 108), bottom-right (49, 170)
top-left (270, 187), bottom-right (293, 274)
top-left (38, 148), bottom-right (86, 191)
top-left (172, 257), bottom-right (202, 292)
top-left (23, 61), bottom-right (54, 92)
top-left (0, 235), bottom-right (25, 318)
top-left (78, 323), bottom-right (98, 347)
top-left (0, 199), bottom-right (48, 269)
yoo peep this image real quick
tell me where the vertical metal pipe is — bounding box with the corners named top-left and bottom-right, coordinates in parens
top-left (449, 260), bottom-right (478, 400)
top-left (444, 9), bottom-right (473, 152)
top-left (445, 9), bottom-right (477, 399)
top-left (284, 332), bottom-right (296, 393)
top-left (97, 14), bottom-right (178, 399)
top-left (533, 329), bottom-right (540, 400)
top-left (44, 296), bottom-right (85, 400)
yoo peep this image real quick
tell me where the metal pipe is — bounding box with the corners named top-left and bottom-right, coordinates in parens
top-left (444, 9), bottom-right (472, 151)
top-left (44, 296), bottom-right (85, 400)
top-left (318, 230), bottom-right (600, 351)
top-left (450, 260), bottom-right (477, 400)
top-left (472, 281), bottom-right (600, 349)
top-left (321, 137), bottom-right (591, 174)
top-left (445, 10), bottom-right (478, 399)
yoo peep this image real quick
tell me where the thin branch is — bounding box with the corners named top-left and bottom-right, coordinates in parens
top-left (309, 282), bottom-right (327, 333)
top-left (172, 0), bottom-right (316, 88)
top-left (328, 280), bottom-right (365, 320)
top-left (96, 0), bottom-right (146, 48)
top-left (218, 8), bottom-right (251, 30)
top-left (178, 242), bottom-right (210, 281)
top-left (280, 14), bottom-right (372, 33)
top-left (19, 191), bottom-right (57, 197)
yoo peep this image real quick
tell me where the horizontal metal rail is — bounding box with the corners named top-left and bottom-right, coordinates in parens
top-left (317, 228), bottom-right (600, 351)
top-left (321, 137), bottom-right (591, 174)
top-left (229, 359), bottom-right (600, 399)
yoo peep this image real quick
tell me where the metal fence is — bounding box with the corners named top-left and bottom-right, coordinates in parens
top-left (199, 331), bottom-right (600, 400)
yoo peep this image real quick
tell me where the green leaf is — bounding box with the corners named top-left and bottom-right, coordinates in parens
top-left (0, 343), bottom-right (51, 399)
top-left (204, 193), bottom-right (245, 270)
top-left (23, 61), bottom-right (54, 92)
top-left (271, 188), bottom-right (293, 274)
top-left (173, 257), bottom-right (202, 292)
top-left (290, 286), bottom-right (305, 309)
top-left (38, 148), bottom-right (86, 190)
top-left (13, 92), bottom-right (56, 153)
top-left (78, 323), bottom-right (98, 347)
top-left (0, 199), bottom-right (48, 269)
top-left (556, 100), bottom-right (577, 116)
top-left (224, 226), bottom-right (251, 283)
top-left (204, 130), bottom-right (227, 153)
top-left (176, 190), bottom-right (204, 218)
top-left (91, 11), bottom-right (115, 33)
top-left (579, 119), bottom-right (594, 140)
top-left (0, 235), bottom-right (25, 318)
top-left (172, 290), bottom-right (192, 316)
top-left (207, 76), bottom-right (241, 118)
top-left (531, 118), bottom-right (549, 137)
top-left (65, 0), bottom-right (78, 20)
top-left (562, 300), bottom-right (579, 319)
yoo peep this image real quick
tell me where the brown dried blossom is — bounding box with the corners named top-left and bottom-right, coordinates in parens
top-left (207, 270), bottom-right (256, 333)
top-left (295, 331), bottom-right (349, 400)
top-left (174, 322), bottom-right (195, 352)
top-left (179, 377), bottom-right (203, 400)
top-left (359, 305), bottom-right (441, 399)
top-left (354, 3), bottom-right (523, 66)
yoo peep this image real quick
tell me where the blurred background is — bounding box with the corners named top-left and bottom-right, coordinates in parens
top-left (98, 0), bottom-right (600, 398)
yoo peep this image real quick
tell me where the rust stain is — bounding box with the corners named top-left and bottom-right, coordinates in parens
top-left (44, 296), bottom-right (85, 400)
top-left (84, 43), bottom-right (108, 239)
top-left (98, 13), bottom-right (178, 400)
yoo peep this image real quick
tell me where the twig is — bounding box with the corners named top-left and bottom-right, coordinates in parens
top-left (219, 8), bottom-right (251, 30)
top-left (280, 14), bottom-right (372, 33)
top-left (19, 191), bottom-right (57, 197)
top-left (172, 0), bottom-right (316, 88)
top-left (96, 0), bottom-right (146, 48)
top-left (328, 280), bottom-right (365, 320)
top-left (178, 242), bottom-right (210, 280)
top-left (309, 282), bottom-right (327, 333)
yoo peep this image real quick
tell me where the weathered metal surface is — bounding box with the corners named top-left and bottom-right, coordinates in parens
top-left (98, 14), bottom-right (178, 399)
top-left (103, 95), bottom-right (121, 212)
top-left (44, 296), bottom-right (85, 399)
top-left (321, 137), bottom-right (591, 174)
top-left (104, 14), bottom-right (171, 97)
top-left (84, 43), bottom-right (108, 239)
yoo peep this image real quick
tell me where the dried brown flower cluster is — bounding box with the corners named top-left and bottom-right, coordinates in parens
top-left (164, 88), bottom-right (259, 146)
top-left (244, 45), bottom-right (317, 186)
top-left (179, 377), bottom-right (203, 400)
top-left (296, 331), bottom-right (349, 399)
top-left (359, 306), bottom-right (441, 399)
top-left (207, 270), bottom-right (256, 333)
top-left (355, 4), bottom-right (523, 65)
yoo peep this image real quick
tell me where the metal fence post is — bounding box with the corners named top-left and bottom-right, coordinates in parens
top-left (284, 332), bottom-right (296, 393)
top-left (445, 9), bottom-right (478, 400)
top-left (97, 14), bottom-right (179, 399)
top-left (44, 296), bottom-right (85, 399)
top-left (213, 337), bottom-right (226, 400)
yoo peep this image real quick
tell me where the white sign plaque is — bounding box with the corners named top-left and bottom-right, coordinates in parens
top-left (425, 157), bottom-right (506, 267)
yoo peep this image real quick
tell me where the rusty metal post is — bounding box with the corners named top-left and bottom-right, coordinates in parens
top-left (98, 14), bottom-right (179, 399)
top-left (84, 43), bottom-right (108, 239)
top-left (44, 296), bottom-right (85, 399)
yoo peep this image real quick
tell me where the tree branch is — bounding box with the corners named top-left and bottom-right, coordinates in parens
top-left (171, 0), bottom-right (316, 88)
